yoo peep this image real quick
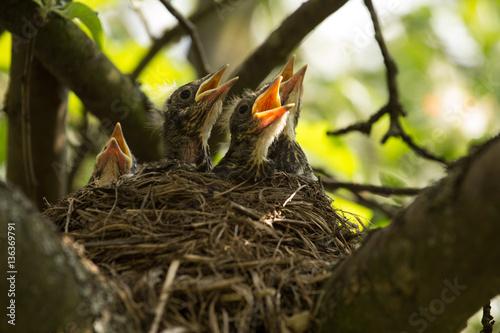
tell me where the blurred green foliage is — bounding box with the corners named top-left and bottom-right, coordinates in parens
top-left (0, 0), bottom-right (498, 326)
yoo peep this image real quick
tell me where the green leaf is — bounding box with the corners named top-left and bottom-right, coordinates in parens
top-left (61, 2), bottom-right (104, 50)
top-left (379, 171), bottom-right (407, 188)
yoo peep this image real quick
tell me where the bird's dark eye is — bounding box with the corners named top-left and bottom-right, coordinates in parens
top-left (180, 90), bottom-right (191, 99)
top-left (239, 105), bottom-right (248, 114)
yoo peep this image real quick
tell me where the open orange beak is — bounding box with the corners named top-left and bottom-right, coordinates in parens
top-left (110, 122), bottom-right (132, 161)
top-left (195, 65), bottom-right (238, 106)
top-left (97, 123), bottom-right (134, 174)
top-left (279, 64), bottom-right (307, 101)
top-left (278, 55), bottom-right (295, 82)
top-left (98, 138), bottom-right (126, 170)
top-left (253, 76), bottom-right (294, 129)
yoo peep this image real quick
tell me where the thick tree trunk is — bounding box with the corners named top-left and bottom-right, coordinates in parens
top-left (0, 0), bottom-right (160, 162)
top-left (318, 136), bottom-right (500, 332)
top-left (6, 43), bottom-right (67, 210)
top-left (0, 181), bottom-right (139, 333)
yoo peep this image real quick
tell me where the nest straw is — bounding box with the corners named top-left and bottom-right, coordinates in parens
top-left (43, 167), bottom-right (361, 332)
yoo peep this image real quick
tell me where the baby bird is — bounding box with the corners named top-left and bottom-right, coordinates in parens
top-left (89, 122), bottom-right (136, 186)
top-left (268, 57), bottom-right (317, 180)
top-left (162, 65), bottom-right (238, 171)
top-left (213, 76), bottom-right (294, 182)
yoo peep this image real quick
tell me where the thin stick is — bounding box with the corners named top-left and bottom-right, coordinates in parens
top-left (158, 0), bottom-right (210, 76)
top-left (328, 0), bottom-right (448, 166)
top-left (130, 1), bottom-right (222, 81)
top-left (148, 259), bottom-right (181, 333)
top-left (230, 201), bottom-right (261, 220)
top-left (283, 184), bottom-right (307, 207)
top-left (321, 177), bottom-right (424, 196)
top-left (64, 198), bottom-right (74, 233)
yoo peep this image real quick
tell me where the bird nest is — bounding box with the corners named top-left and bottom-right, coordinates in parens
top-left (43, 167), bottom-right (361, 332)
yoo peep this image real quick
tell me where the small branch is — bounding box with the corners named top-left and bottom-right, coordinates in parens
top-left (328, 0), bottom-right (448, 166)
top-left (149, 260), bottom-right (181, 333)
top-left (321, 177), bottom-right (423, 196)
top-left (327, 107), bottom-right (386, 136)
top-left (480, 303), bottom-right (495, 333)
top-left (352, 192), bottom-right (397, 219)
top-left (364, 0), bottom-right (400, 115)
top-left (130, 1), bottom-right (223, 81)
top-left (230, 201), bottom-right (261, 220)
top-left (398, 129), bottom-right (449, 164)
top-left (158, 0), bottom-right (210, 76)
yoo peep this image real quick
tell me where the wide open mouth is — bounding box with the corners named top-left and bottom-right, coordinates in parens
top-left (279, 64), bottom-right (307, 103)
top-left (96, 123), bottom-right (134, 174)
top-left (252, 76), bottom-right (294, 129)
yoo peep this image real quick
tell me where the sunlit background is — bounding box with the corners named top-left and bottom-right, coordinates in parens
top-left (0, 0), bottom-right (499, 329)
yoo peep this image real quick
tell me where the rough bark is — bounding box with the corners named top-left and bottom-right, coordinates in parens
top-left (6, 43), bottom-right (67, 211)
top-left (318, 136), bottom-right (500, 332)
top-left (0, 181), bottom-right (138, 333)
top-left (0, 0), bottom-right (160, 162)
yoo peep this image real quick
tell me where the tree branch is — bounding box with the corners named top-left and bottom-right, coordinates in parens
top-left (6, 38), bottom-right (68, 210)
top-left (130, 1), bottom-right (222, 81)
top-left (481, 303), bottom-right (495, 333)
top-left (318, 135), bottom-right (500, 332)
top-left (0, 181), bottom-right (139, 332)
top-left (158, 0), bottom-right (210, 76)
top-left (321, 177), bottom-right (423, 196)
top-left (328, 0), bottom-right (448, 166)
top-left (0, 0), bottom-right (160, 162)
top-left (351, 191), bottom-right (397, 219)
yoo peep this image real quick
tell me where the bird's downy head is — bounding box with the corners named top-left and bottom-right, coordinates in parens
top-left (91, 122), bottom-right (136, 186)
top-left (163, 65), bottom-right (238, 144)
top-left (229, 76), bottom-right (294, 162)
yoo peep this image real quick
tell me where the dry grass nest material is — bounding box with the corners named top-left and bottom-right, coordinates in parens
top-left (43, 166), bottom-right (361, 332)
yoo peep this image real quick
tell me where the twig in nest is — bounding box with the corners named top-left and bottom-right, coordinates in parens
top-left (64, 198), bottom-right (74, 234)
top-left (321, 177), bottom-right (423, 196)
top-left (230, 201), bottom-right (261, 220)
top-left (328, 0), bottom-right (448, 166)
top-left (82, 238), bottom-right (154, 248)
top-left (209, 295), bottom-right (222, 333)
top-left (480, 302), bottom-right (495, 333)
top-left (158, 0), bottom-right (210, 76)
top-left (102, 187), bottom-right (120, 239)
top-left (149, 259), bottom-right (181, 333)
top-left (283, 184), bottom-right (307, 207)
